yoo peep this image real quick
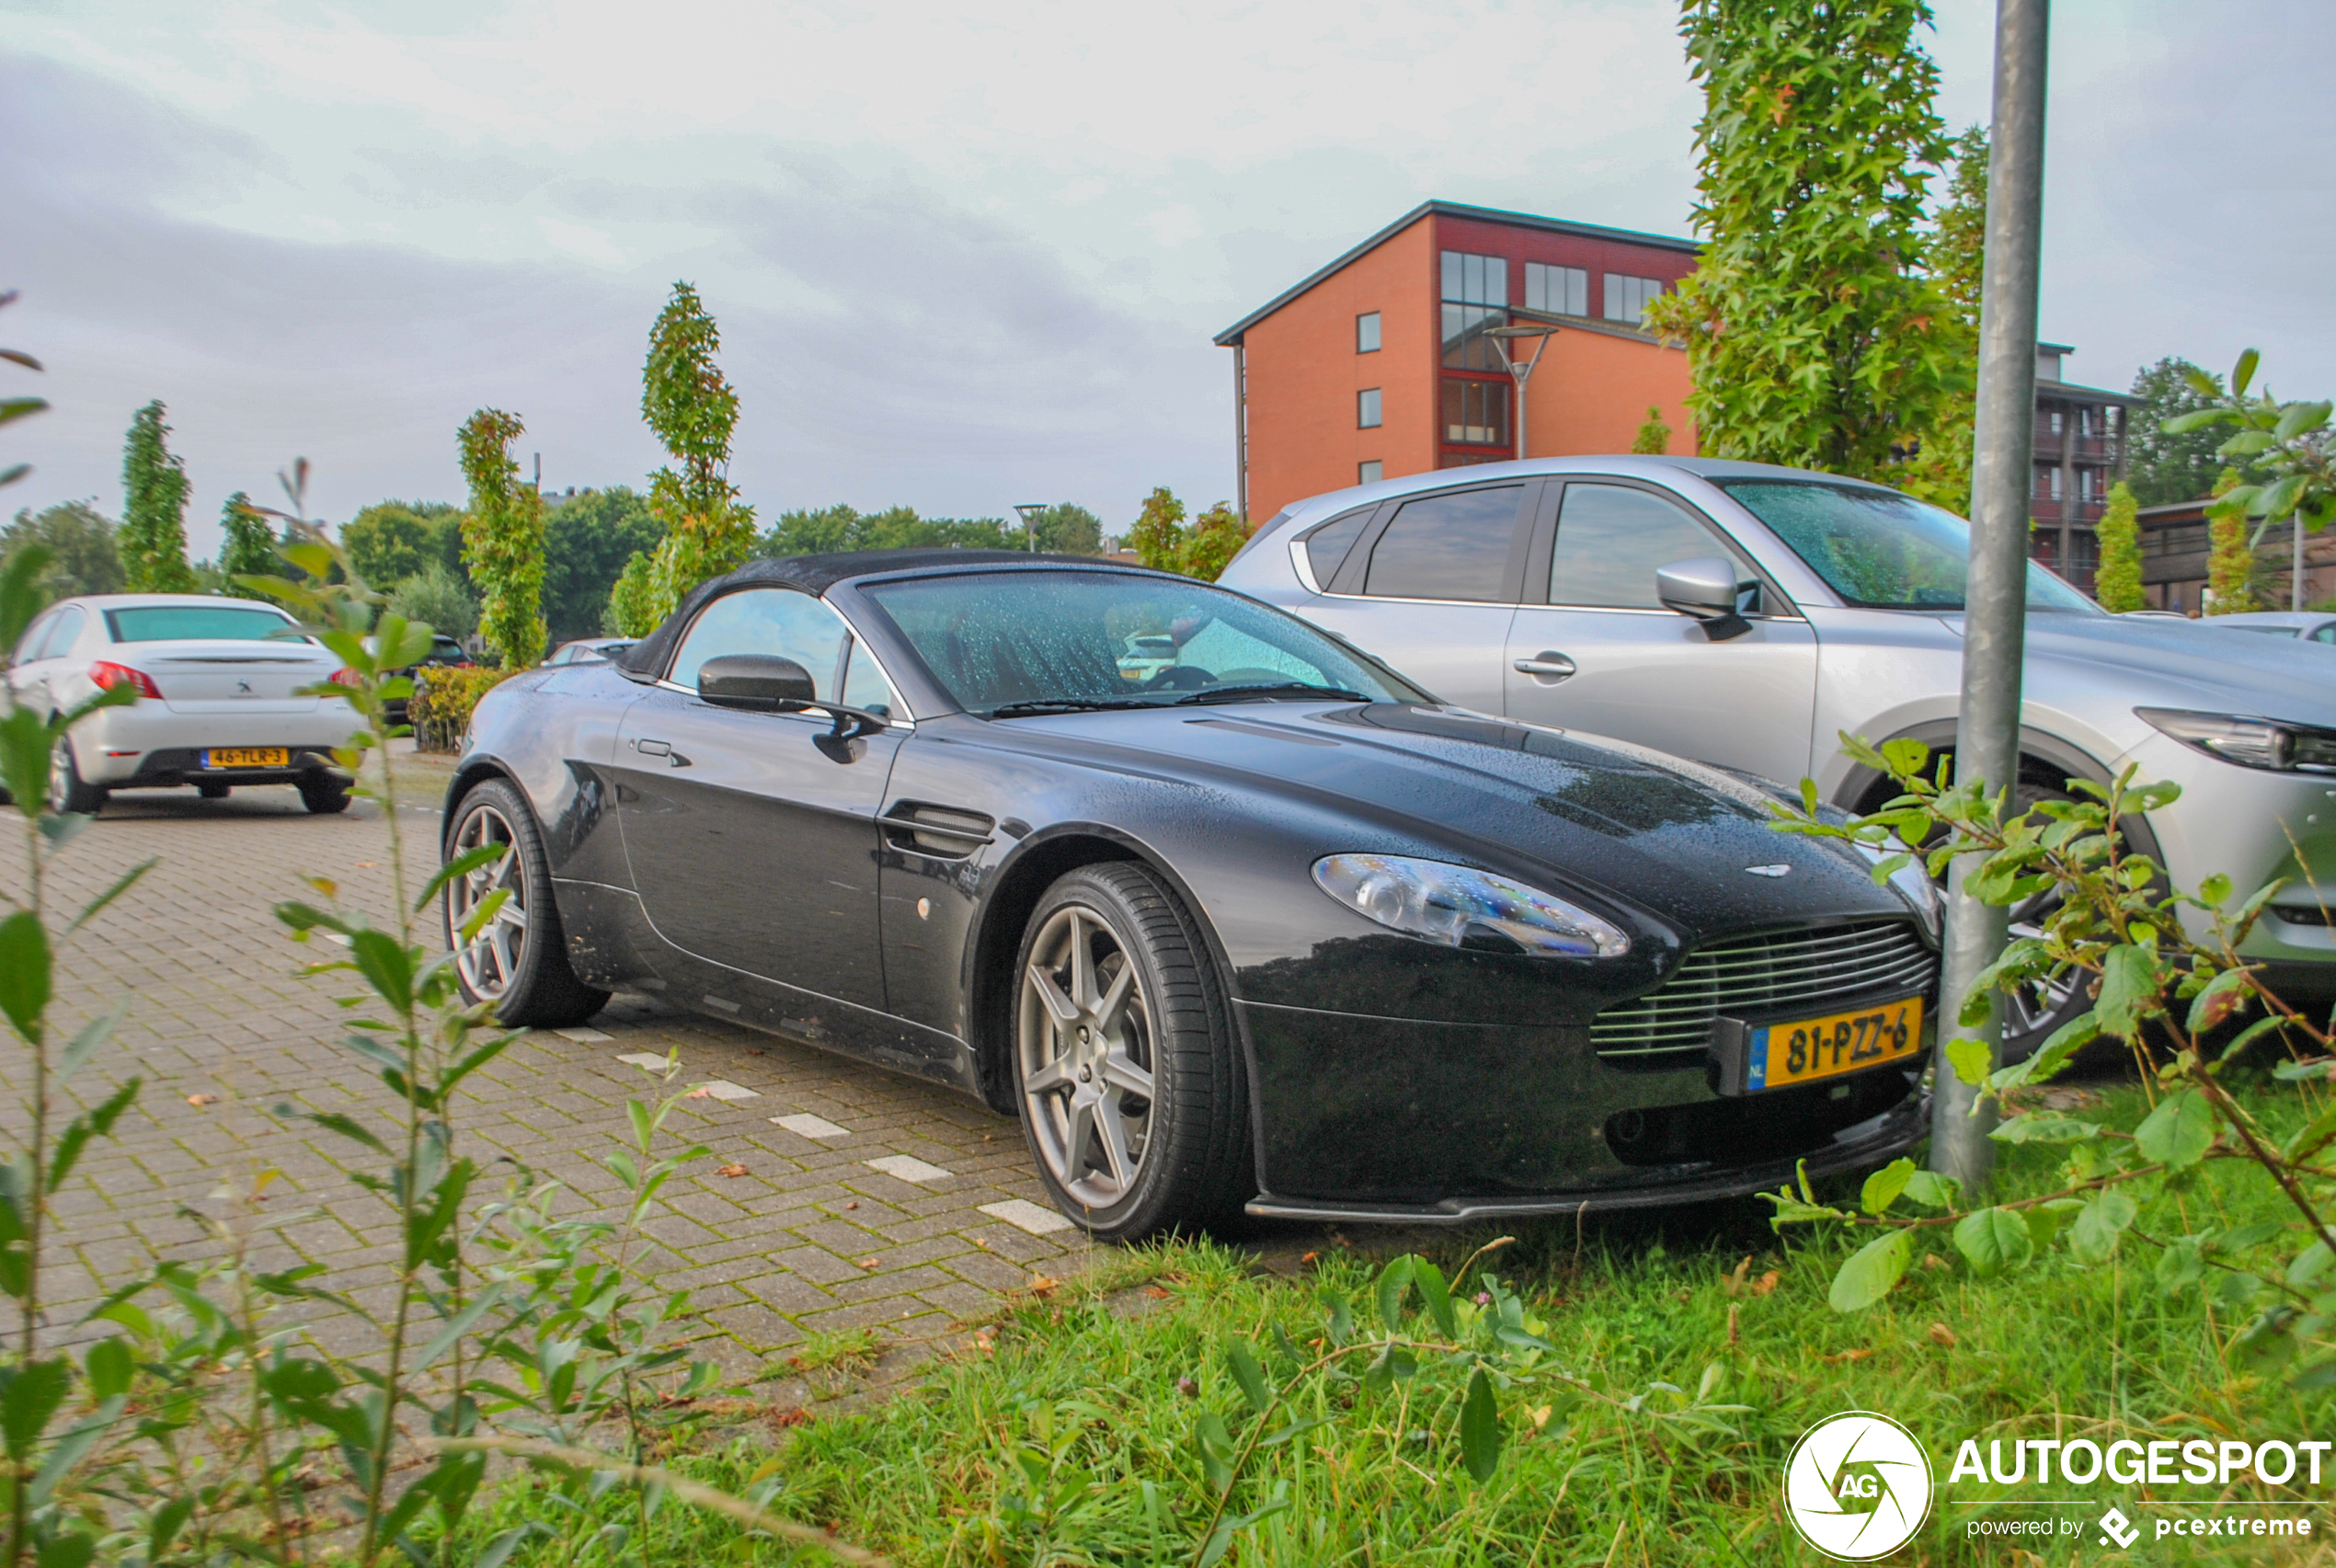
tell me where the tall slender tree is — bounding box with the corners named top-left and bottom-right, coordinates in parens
top-left (455, 409), bottom-right (545, 668)
top-left (1895, 124), bottom-right (1986, 509)
top-left (2092, 480), bottom-right (2144, 612)
top-left (119, 400), bottom-right (197, 591)
top-left (2204, 465), bottom-right (2254, 615)
top-left (1641, 0), bottom-right (1969, 484)
top-left (216, 491), bottom-right (280, 598)
top-left (617, 282), bottom-right (754, 629)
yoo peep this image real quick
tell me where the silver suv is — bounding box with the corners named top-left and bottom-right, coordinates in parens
top-left (1220, 456), bottom-right (2336, 1056)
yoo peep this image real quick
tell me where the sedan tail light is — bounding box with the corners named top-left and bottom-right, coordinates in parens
top-left (87, 661), bottom-right (162, 700)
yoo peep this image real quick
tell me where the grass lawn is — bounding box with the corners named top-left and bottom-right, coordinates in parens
top-left (441, 1071), bottom-right (2333, 1566)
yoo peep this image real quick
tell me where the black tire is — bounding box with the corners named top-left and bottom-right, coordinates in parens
top-left (47, 736), bottom-right (106, 816)
top-left (198, 783), bottom-right (231, 800)
top-left (1009, 862), bottom-right (1254, 1242)
top-left (298, 774), bottom-right (351, 815)
top-left (442, 777), bottom-right (610, 1028)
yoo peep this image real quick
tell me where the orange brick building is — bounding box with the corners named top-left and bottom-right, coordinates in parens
top-left (1214, 200), bottom-right (1700, 524)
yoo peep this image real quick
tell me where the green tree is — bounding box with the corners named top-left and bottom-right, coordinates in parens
top-left (2162, 349), bottom-right (2333, 545)
top-left (1894, 123), bottom-right (1986, 509)
top-left (1033, 503), bottom-right (1105, 555)
top-left (2205, 465), bottom-right (2254, 615)
top-left (216, 492), bottom-right (279, 598)
top-left (629, 283), bottom-right (755, 624)
top-left (118, 399), bottom-right (197, 591)
top-left (753, 505), bottom-right (1020, 559)
top-left (1640, 0), bottom-right (1969, 485)
top-left (456, 409), bottom-right (545, 668)
top-left (2092, 479), bottom-right (2143, 612)
top-left (543, 486), bottom-right (661, 645)
top-left (1126, 486), bottom-right (1187, 574)
top-left (604, 552), bottom-right (659, 636)
top-left (1630, 405), bottom-right (1673, 455)
top-left (2125, 358), bottom-right (2239, 506)
top-left (1, 501), bottom-right (123, 602)
top-left (1181, 502), bottom-right (1249, 582)
top-left (341, 502), bottom-right (432, 588)
top-left (386, 562), bottom-right (478, 642)
top-left (760, 503), bottom-right (863, 556)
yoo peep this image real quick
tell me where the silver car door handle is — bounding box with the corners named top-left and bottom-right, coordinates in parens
top-left (1513, 652), bottom-right (1577, 680)
top-left (632, 738), bottom-right (690, 767)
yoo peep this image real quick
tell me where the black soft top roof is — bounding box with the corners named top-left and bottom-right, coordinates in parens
top-left (617, 549), bottom-right (1155, 680)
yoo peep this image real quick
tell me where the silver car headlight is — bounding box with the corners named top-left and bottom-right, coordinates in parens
top-left (1856, 837), bottom-right (1943, 943)
top-left (2137, 707), bottom-right (2336, 774)
top-left (1311, 853), bottom-right (1630, 957)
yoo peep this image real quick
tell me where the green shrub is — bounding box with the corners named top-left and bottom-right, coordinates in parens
top-left (410, 663), bottom-right (513, 752)
top-left (388, 560), bottom-right (479, 640)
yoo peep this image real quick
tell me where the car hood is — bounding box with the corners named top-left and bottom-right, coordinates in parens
top-left (983, 702), bottom-right (1915, 942)
top-left (1948, 612), bottom-right (2336, 727)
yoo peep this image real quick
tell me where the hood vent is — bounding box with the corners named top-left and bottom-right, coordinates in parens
top-left (882, 802), bottom-right (995, 860)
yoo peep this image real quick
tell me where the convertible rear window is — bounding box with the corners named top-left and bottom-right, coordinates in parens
top-left (861, 570), bottom-right (1422, 715)
top-left (104, 605), bottom-right (305, 643)
top-left (1718, 480), bottom-right (2098, 613)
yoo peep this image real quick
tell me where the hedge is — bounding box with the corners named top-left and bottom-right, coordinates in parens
top-left (410, 665), bottom-right (517, 753)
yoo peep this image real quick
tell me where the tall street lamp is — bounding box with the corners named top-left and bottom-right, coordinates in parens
top-left (1486, 320), bottom-right (1558, 462)
top-left (1013, 502), bottom-right (1047, 553)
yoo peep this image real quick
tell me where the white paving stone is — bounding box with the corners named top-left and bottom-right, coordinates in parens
top-left (772, 1113), bottom-right (849, 1139)
top-left (555, 1026), bottom-right (613, 1043)
top-left (697, 1080), bottom-right (760, 1102)
top-left (864, 1154), bottom-right (952, 1184)
top-left (615, 1052), bottom-right (674, 1071)
top-left (980, 1198), bottom-right (1075, 1236)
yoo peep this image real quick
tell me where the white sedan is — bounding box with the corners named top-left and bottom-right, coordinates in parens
top-left (6, 593), bottom-right (359, 814)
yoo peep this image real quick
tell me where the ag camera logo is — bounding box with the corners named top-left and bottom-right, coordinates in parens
top-left (1784, 1412), bottom-right (1934, 1560)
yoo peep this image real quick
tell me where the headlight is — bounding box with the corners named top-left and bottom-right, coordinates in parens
top-left (1855, 837), bottom-right (1942, 943)
top-left (2136, 708), bottom-right (2336, 773)
top-left (1311, 853), bottom-right (1630, 957)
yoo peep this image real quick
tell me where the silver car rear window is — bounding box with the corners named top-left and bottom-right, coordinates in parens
top-left (104, 605), bottom-right (304, 643)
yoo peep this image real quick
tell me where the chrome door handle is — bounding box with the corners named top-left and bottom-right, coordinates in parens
top-left (631, 738), bottom-right (690, 767)
top-left (1513, 652), bottom-right (1577, 681)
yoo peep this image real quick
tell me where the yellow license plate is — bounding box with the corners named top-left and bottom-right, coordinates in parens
top-left (1746, 996), bottom-right (1923, 1092)
top-left (205, 748), bottom-right (288, 768)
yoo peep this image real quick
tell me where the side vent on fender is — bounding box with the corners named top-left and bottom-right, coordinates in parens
top-left (882, 802), bottom-right (996, 859)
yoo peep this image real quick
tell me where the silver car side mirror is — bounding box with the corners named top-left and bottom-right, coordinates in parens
top-left (1655, 556), bottom-right (1753, 642)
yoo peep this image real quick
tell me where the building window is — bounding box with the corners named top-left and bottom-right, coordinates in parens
top-left (2046, 408), bottom-right (2064, 435)
top-left (2037, 466), bottom-right (2064, 501)
top-left (2078, 467), bottom-right (2100, 502)
top-left (1357, 388), bottom-right (1381, 429)
top-left (1358, 461), bottom-right (1382, 485)
top-left (1525, 262), bottom-right (1586, 317)
top-left (1357, 312), bottom-right (1380, 353)
top-left (1441, 377), bottom-right (1510, 448)
top-left (1441, 249), bottom-right (1507, 371)
top-left (1603, 273), bottom-right (1666, 325)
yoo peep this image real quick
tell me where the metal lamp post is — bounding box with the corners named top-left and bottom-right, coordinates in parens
top-left (1013, 502), bottom-right (1047, 553)
top-left (1485, 323), bottom-right (1557, 462)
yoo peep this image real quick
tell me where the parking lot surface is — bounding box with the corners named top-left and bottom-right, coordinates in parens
top-left (6, 767), bottom-right (1088, 1379)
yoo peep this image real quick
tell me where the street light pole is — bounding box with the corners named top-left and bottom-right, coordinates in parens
top-left (1013, 502), bottom-right (1047, 554)
top-left (1486, 324), bottom-right (1556, 462)
top-left (1931, 0), bottom-right (2050, 1193)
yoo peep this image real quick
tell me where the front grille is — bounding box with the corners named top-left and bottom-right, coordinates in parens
top-left (1592, 921), bottom-right (1936, 1061)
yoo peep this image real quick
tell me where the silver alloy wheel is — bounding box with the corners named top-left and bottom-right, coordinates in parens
top-left (47, 738), bottom-right (71, 812)
top-left (449, 802), bottom-right (529, 1001)
top-left (2004, 899), bottom-right (2082, 1039)
top-left (1017, 904), bottom-right (1157, 1210)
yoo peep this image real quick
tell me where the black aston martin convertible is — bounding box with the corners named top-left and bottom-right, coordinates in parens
top-left (442, 550), bottom-right (1940, 1239)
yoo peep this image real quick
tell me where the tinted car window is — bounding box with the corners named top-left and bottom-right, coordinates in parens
top-left (838, 641), bottom-right (901, 717)
top-left (12, 611), bottom-right (55, 665)
top-left (104, 604), bottom-right (301, 643)
top-left (1362, 486), bottom-right (1522, 601)
top-left (2317, 625), bottom-right (2336, 645)
top-left (1303, 509), bottom-right (1370, 587)
top-left (863, 570), bottom-right (1420, 715)
top-left (1549, 485), bottom-right (1732, 609)
top-left (39, 607), bottom-right (87, 660)
top-left (668, 589), bottom-right (849, 696)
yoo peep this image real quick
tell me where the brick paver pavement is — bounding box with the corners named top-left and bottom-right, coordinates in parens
top-left (3, 762), bottom-right (1094, 1381)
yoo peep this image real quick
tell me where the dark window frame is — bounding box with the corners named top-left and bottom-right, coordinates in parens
top-left (1321, 480), bottom-right (1540, 604)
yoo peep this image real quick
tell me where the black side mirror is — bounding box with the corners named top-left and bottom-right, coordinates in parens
top-left (698, 654), bottom-right (817, 711)
top-left (1655, 556), bottom-right (1754, 642)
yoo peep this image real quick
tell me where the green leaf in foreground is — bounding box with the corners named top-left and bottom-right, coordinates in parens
top-left (2069, 1189), bottom-right (2139, 1265)
top-left (1458, 1368), bottom-right (1502, 1482)
top-left (2134, 1088), bottom-right (2216, 1170)
top-left (1829, 1229), bottom-right (1914, 1313)
top-left (1952, 1207), bottom-right (2033, 1279)
top-left (1223, 1339), bottom-right (1270, 1415)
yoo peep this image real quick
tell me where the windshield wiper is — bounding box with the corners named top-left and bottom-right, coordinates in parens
top-left (988, 697), bottom-right (1159, 718)
top-left (1170, 682), bottom-right (1373, 706)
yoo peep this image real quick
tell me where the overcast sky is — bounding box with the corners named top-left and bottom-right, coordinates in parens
top-left (3, 0), bottom-right (2330, 557)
